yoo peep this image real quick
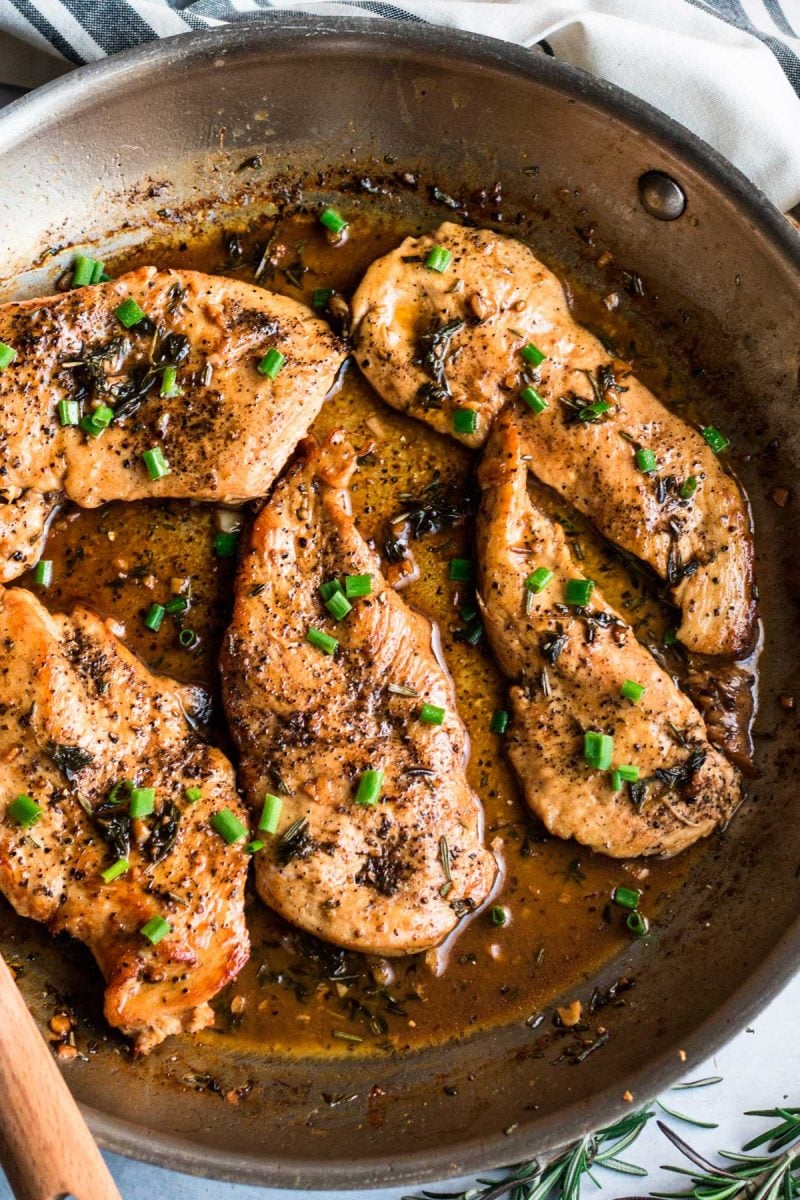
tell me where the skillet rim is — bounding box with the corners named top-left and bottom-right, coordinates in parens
top-left (0, 16), bottom-right (798, 1190)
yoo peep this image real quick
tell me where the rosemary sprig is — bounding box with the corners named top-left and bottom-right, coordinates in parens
top-left (650, 1107), bottom-right (800, 1200)
top-left (403, 1108), bottom-right (653, 1200)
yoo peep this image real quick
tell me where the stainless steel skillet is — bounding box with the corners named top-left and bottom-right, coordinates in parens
top-left (0, 18), bottom-right (798, 1191)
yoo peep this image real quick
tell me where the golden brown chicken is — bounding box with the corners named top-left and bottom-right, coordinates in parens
top-left (351, 222), bottom-right (754, 659)
top-left (0, 267), bottom-right (345, 580)
top-left (0, 586), bottom-right (249, 1052)
top-left (221, 432), bottom-right (496, 954)
top-left (476, 413), bottom-right (741, 857)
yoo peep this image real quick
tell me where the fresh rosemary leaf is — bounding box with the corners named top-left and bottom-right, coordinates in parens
top-left (657, 1099), bottom-right (719, 1129)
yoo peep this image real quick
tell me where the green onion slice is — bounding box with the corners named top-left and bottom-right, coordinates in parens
top-left (521, 342), bottom-right (546, 367)
top-left (214, 530), bottom-right (238, 558)
top-left (312, 287), bottom-right (334, 310)
top-left (626, 911), bottom-right (650, 937)
top-left (114, 297), bottom-right (147, 328)
top-left (160, 364), bottom-right (182, 397)
top-left (142, 446), bottom-right (170, 481)
top-left (306, 627), bottom-right (338, 655)
top-left (613, 886), bottom-right (641, 910)
top-left (448, 557), bottom-right (474, 582)
top-left (143, 603), bottom-right (166, 633)
top-left (635, 448), bottom-right (657, 473)
top-left (565, 578), bottom-right (594, 606)
top-left (419, 702), bottom-right (446, 726)
top-left (679, 476), bottom-right (698, 500)
top-left (140, 915), bottom-right (171, 945)
top-left (57, 399), bottom-right (80, 427)
top-left (354, 768), bottom-right (384, 807)
top-left (185, 786), bottom-right (202, 803)
top-left (617, 764), bottom-right (639, 782)
top-left (33, 560), bottom-right (53, 588)
top-left (101, 858), bottom-right (130, 883)
top-left (520, 386), bottom-right (548, 414)
top-left (319, 207), bottom-right (348, 235)
top-left (257, 348), bottom-right (285, 379)
top-left (8, 794), bottom-right (42, 827)
top-left (245, 839), bottom-right (265, 854)
top-left (325, 590), bottom-right (352, 621)
top-left (584, 730), bottom-right (613, 770)
top-left (453, 407), bottom-right (478, 435)
top-left (620, 679), bottom-right (646, 703)
top-left (344, 574), bottom-right (372, 598)
top-left (701, 425), bottom-right (730, 454)
top-left (489, 905), bottom-right (508, 927)
top-left (490, 709), bottom-right (509, 734)
top-left (525, 567), bottom-right (553, 594)
top-left (0, 342), bottom-right (16, 371)
top-left (258, 793), bottom-right (283, 834)
top-left (210, 808), bottom-right (248, 844)
top-left (129, 787), bottom-right (155, 818)
top-left (425, 245), bottom-right (453, 273)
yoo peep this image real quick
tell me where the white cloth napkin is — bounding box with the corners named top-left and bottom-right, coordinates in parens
top-left (0, 0), bottom-right (798, 211)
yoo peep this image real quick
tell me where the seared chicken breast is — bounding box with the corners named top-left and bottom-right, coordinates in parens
top-left (221, 432), bottom-right (495, 955)
top-left (351, 222), bottom-right (754, 658)
top-left (0, 587), bottom-right (249, 1052)
top-left (0, 267), bottom-right (345, 580)
top-left (477, 414), bottom-right (741, 858)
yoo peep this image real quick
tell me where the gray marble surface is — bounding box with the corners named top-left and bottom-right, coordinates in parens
top-left (1, 970), bottom-right (798, 1198)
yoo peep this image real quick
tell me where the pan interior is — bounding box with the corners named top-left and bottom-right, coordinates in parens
top-left (0, 21), bottom-right (798, 1190)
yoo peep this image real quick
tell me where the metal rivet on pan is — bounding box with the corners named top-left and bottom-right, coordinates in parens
top-left (638, 170), bottom-right (686, 220)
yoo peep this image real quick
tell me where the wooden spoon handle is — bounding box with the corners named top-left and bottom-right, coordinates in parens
top-left (0, 953), bottom-right (122, 1200)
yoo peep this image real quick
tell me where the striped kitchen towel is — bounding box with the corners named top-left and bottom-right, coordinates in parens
top-left (0, 0), bottom-right (798, 212)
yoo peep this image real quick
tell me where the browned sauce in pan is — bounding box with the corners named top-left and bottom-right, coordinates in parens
top-left (18, 208), bottom-right (719, 1057)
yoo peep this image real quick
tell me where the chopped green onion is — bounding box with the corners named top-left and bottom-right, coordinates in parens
top-left (179, 628), bottom-right (198, 649)
top-left (701, 425), bottom-right (730, 454)
top-left (448, 557), bottom-right (474, 582)
top-left (613, 886), bottom-right (641, 910)
top-left (100, 858), bottom-right (130, 883)
top-left (584, 730), bottom-right (613, 770)
top-left (464, 622), bottom-right (484, 646)
top-left (143, 603), bottom-right (165, 632)
top-left (114, 297), bottom-right (147, 328)
top-left (0, 342), bottom-right (16, 371)
top-left (258, 793), bottom-right (283, 834)
top-left (307, 627), bottom-right (338, 655)
top-left (520, 385), bottom-right (548, 414)
top-left (626, 911), bottom-right (649, 937)
top-left (312, 287), bottom-right (334, 310)
top-left (489, 905), bottom-right (508, 927)
top-left (214, 530), bottom-right (239, 557)
top-left (142, 446), bottom-right (170, 480)
top-left (565, 578), bottom-right (594, 606)
top-left (160, 364), bottom-right (182, 397)
top-left (521, 342), bottom-right (546, 367)
top-left (140, 915), bottom-right (171, 945)
top-left (72, 255), bottom-right (104, 288)
top-left (185, 786), bottom-right (202, 803)
top-left (525, 567), bottom-right (553, 594)
top-left (679, 476), bottom-right (698, 500)
top-left (8, 794), bottom-right (42, 827)
top-left (578, 399), bottom-right (613, 421)
top-left (664, 628), bottom-right (678, 647)
top-left (108, 780), bottom-right (133, 806)
top-left (344, 574), bottom-right (372, 599)
top-left (129, 787), bottom-right (155, 818)
top-left (620, 679), bottom-right (646, 703)
top-left (325, 590), bottom-right (352, 621)
top-left (490, 709), bottom-right (509, 734)
top-left (57, 399), bottom-right (80, 426)
top-left (164, 595), bottom-right (189, 615)
top-left (319, 207), bottom-right (348, 235)
top-left (425, 245), bottom-right (452, 273)
top-left (33, 560), bottom-right (52, 588)
top-left (635, 448), bottom-right (657, 474)
top-left (354, 768), bottom-right (384, 807)
top-left (80, 404), bottom-right (114, 438)
top-left (245, 839), bottom-right (265, 854)
top-left (617, 764), bottom-right (639, 782)
top-left (419, 702), bottom-right (446, 726)
top-left (453, 407), bottom-right (478, 435)
top-left (257, 348), bottom-right (285, 379)
top-left (318, 578), bottom-right (344, 602)
top-left (460, 603), bottom-right (479, 624)
top-left (211, 808), bottom-right (248, 844)
top-left (610, 769), bottom-right (622, 792)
